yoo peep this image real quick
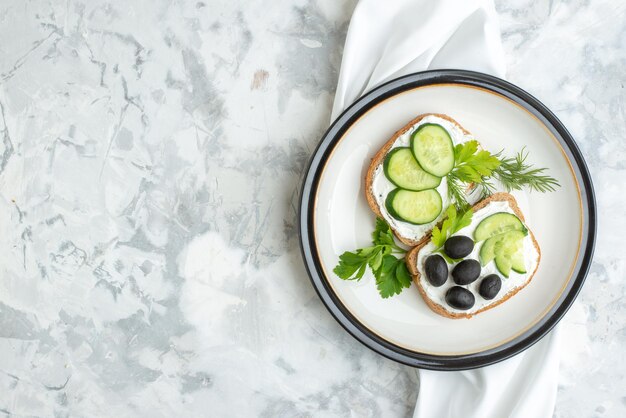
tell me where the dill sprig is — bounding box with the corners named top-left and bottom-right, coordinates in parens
top-left (446, 175), bottom-right (471, 210)
top-left (492, 148), bottom-right (561, 193)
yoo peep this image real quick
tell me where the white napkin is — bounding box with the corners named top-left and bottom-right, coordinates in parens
top-left (331, 1), bottom-right (561, 417)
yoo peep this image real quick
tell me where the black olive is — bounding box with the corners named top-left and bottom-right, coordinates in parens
top-left (452, 259), bottom-right (481, 285)
top-left (479, 274), bottom-right (502, 300)
top-left (424, 255), bottom-right (448, 287)
top-left (444, 235), bottom-right (474, 259)
top-left (445, 286), bottom-right (475, 310)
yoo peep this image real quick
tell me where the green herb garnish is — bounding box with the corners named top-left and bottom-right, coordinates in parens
top-left (333, 218), bottom-right (411, 298)
top-left (431, 205), bottom-right (474, 249)
top-left (492, 148), bottom-right (561, 193)
top-left (446, 141), bottom-right (560, 208)
top-left (431, 205), bottom-right (473, 262)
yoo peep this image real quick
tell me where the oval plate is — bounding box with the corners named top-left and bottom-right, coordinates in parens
top-left (299, 70), bottom-right (596, 370)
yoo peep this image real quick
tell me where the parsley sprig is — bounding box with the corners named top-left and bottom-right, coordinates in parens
top-left (446, 141), bottom-right (560, 208)
top-left (431, 205), bottom-right (474, 248)
top-left (431, 205), bottom-right (473, 262)
top-left (333, 218), bottom-right (411, 298)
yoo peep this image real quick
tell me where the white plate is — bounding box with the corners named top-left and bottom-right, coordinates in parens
top-left (299, 70), bottom-right (595, 370)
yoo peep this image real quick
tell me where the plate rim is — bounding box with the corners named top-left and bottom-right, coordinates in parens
top-left (298, 69), bottom-right (597, 370)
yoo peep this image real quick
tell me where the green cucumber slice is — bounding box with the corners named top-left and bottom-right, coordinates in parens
top-left (383, 148), bottom-right (441, 191)
top-left (479, 230), bottom-right (526, 267)
top-left (493, 231), bottom-right (525, 278)
top-left (510, 250), bottom-right (527, 274)
top-left (410, 124), bottom-right (455, 177)
top-left (385, 189), bottom-right (442, 225)
top-left (495, 252), bottom-right (513, 278)
top-left (474, 212), bottom-right (528, 242)
top-left (479, 236), bottom-right (499, 266)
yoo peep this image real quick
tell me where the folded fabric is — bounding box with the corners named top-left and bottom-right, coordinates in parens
top-left (330, 1), bottom-right (561, 417)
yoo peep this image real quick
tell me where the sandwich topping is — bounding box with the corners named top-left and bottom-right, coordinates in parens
top-left (371, 115), bottom-right (472, 241)
top-left (416, 200), bottom-right (539, 314)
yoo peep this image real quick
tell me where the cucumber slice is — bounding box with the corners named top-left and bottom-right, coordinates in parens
top-left (385, 189), bottom-right (442, 225)
top-left (410, 124), bottom-right (455, 177)
top-left (478, 227), bottom-right (528, 277)
top-left (479, 236), bottom-right (498, 266)
top-left (493, 231), bottom-right (525, 278)
top-left (474, 212), bottom-right (528, 242)
top-left (511, 250), bottom-right (527, 274)
top-left (383, 148), bottom-right (441, 191)
top-left (495, 252), bottom-right (513, 278)
top-left (479, 230), bottom-right (526, 267)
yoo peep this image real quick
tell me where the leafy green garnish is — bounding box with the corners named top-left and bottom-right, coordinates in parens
top-left (446, 141), bottom-right (560, 208)
top-left (372, 217), bottom-right (395, 247)
top-left (376, 255), bottom-right (412, 298)
top-left (452, 141), bottom-right (501, 182)
top-left (333, 218), bottom-right (410, 298)
top-left (431, 205), bottom-right (474, 250)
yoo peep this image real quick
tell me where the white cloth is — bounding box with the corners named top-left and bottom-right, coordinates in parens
top-left (331, 1), bottom-right (561, 417)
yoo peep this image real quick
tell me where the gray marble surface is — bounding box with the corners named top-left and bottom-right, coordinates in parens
top-left (0, 0), bottom-right (623, 416)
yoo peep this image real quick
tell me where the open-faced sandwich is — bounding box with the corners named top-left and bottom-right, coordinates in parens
top-left (334, 113), bottom-right (558, 318)
top-left (406, 193), bottom-right (540, 318)
top-left (365, 113), bottom-right (475, 247)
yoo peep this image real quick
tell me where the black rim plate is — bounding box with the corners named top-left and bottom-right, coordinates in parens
top-left (298, 70), bottom-right (596, 370)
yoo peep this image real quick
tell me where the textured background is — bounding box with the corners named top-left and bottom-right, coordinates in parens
top-left (0, 0), bottom-right (624, 416)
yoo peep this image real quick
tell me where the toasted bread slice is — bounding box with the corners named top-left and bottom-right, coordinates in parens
top-left (406, 192), bottom-right (541, 319)
top-left (365, 113), bottom-right (472, 247)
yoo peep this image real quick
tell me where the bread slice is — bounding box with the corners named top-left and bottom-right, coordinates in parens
top-left (364, 113), bottom-right (472, 247)
top-left (406, 192), bottom-right (541, 319)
